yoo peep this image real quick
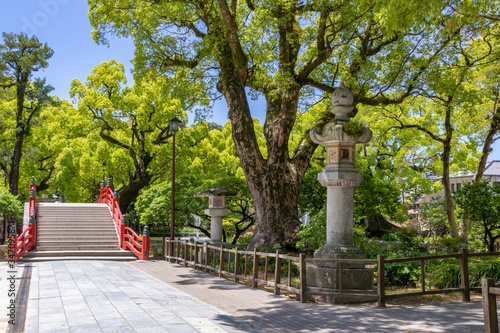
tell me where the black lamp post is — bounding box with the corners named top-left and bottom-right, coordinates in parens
top-left (3, 153), bottom-right (8, 188)
top-left (169, 116), bottom-right (181, 244)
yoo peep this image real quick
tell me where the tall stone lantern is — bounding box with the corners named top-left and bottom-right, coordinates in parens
top-left (194, 187), bottom-right (239, 243)
top-left (308, 79), bottom-right (374, 300)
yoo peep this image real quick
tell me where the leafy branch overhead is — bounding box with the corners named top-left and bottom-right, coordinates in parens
top-left (88, 0), bottom-right (500, 248)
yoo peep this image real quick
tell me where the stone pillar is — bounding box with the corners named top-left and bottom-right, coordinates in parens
top-left (204, 207), bottom-right (230, 242)
top-left (307, 80), bottom-right (375, 303)
top-left (194, 188), bottom-right (240, 244)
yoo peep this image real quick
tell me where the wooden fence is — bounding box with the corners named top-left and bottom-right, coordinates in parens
top-left (163, 239), bottom-right (499, 306)
top-left (482, 278), bottom-right (500, 333)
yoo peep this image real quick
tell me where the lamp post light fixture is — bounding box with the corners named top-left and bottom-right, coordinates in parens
top-left (169, 116), bottom-right (181, 246)
top-left (3, 153), bottom-right (8, 188)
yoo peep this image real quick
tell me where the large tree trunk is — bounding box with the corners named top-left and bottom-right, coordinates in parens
top-left (245, 163), bottom-right (304, 249)
top-left (9, 76), bottom-right (28, 195)
top-left (118, 176), bottom-right (150, 213)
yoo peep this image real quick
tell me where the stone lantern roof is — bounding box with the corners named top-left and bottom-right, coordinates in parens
top-left (194, 187), bottom-right (240, 197)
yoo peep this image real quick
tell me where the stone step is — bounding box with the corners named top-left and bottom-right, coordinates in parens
top-left (37, 217), bottom-right (113, 220)
top-left (37, 245), bottom-right (121, 251)
top-left (38, 238), bottom-right (119, 243)
top-left (37, 230), bottom-right (117, 235)
top-left (23, 250), bottom-right (133, 257)
top-left (20, 256), bottom-right (138, 262)
top-left (38, 239), bottom-right (119, 245)
top-left (38, 221), bottom-right (115, 227)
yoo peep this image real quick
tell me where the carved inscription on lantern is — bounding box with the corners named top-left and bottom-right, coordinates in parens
top-left (209, 196), bottom-right (225, 208)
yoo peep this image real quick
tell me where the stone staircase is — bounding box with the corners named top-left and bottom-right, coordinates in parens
top-left (22, 203), bottom-right (137, 261)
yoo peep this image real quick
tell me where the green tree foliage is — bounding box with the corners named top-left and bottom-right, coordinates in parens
top-left (419, 197), bottom-right (448, 251)
top-left (136, 174), bottom-right (254, 244)
top-left (0, 186), bottom-right (22, 218)
top-left (454, 181), bottom-right (500, 251)
top-left (0, 32), bottom-right (55, 195)
top-left (87, 0), bottom-right (500, 249)
top-left (70, 60), bottom-right (188, 212)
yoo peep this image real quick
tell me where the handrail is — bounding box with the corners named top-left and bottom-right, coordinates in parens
top-left (11, 177), bottom-right (37, 262)
top-left (97, 178), bottom-right (149, 260)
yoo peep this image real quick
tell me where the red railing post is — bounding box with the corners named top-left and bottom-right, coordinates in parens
top-left (141, 226), bottom-right (150, 260)
top-left (106, 178), bottom-right (113, 204)
top-left (97, 180), bottom-right (105, 203)
top-left (29, 214), bottom-right (36, 251)
top-left (121, 216), bottom-right (126, 250)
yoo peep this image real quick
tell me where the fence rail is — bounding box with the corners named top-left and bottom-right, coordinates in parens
top-left (164, 239), bottom-right (500, 306)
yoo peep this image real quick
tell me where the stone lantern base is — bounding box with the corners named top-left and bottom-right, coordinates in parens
top-left (306, 244), bottom-right (375, 304)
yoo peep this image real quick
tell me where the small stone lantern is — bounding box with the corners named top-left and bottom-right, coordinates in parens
top-left (194, 187), bottom-right (240, 243)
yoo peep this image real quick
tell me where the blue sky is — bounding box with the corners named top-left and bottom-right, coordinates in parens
top-left (0, 0), bottom-right (236, 125)
top-left (1, 0), bottom-right (499, 162)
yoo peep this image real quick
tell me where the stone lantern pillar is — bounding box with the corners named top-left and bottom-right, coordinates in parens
top-left (194, 187), bottom-right (239, 243)
top-left (307, 80), bottom-right (374, 301)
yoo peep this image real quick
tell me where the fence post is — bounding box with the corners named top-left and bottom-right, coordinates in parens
top-left (264, 256), bottom-right (269, 282)
top-left (460, 247), bottom-right (470, 302)
top-left (176, 241), bottom-right (179, 264)
top-left (274, 250), bottom-right (281, 295)
top-left (482, 278), bottom-right (498, 333)
top-left (338, 262), bottom-right (343, 293)
top-left (204, 242), bottom-right (209, 272)
top-left (219, 245), bottom-right (224, 278)
top-left (194, 242), bottom-right (198, 270)
top-left (234, 247), bottom-right (240, 283)
top-left (163, 237), bottom-right (167, 261)
top-left (299, 253), bottom-right (307, 303)
top-left (184, 240), bottom-right (188, 267)
top-left (420, 259), bottom-right (425, 293)
top-left (252, 248), bottom-right (258, 288)
top-left (377, 254), bottom-right (386, 307)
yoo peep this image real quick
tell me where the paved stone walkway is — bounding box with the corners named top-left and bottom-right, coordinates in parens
top-left (0, 260), bottom-right (490, 332)
top-left (132, 261), bottom-right (487, 333)
top-left (13, 261), bottom-right (253, 333)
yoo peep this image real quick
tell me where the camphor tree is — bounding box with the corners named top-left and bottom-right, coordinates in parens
top-left (88, 0), bottom-right (494, 248)
top-left (0, 32), bottom-right (55, 195)
top-left (70, 60), bottom-right (188, 212)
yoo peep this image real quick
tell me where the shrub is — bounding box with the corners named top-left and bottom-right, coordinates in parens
top-left (431, 258), bottom-right (500, 288)
top-left (384, 262), bottom-right (420, 287)
top-left (430, 260), bottom-right (461, 289)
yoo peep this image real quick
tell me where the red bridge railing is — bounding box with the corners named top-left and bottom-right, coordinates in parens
top-left (97, 178), bottom-right (149, 260)
top-left (11, 177), bottom-right (37, 262)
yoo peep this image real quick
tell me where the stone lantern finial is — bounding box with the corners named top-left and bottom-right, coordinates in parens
top-left (331, 79), bottom-right (354, 122)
